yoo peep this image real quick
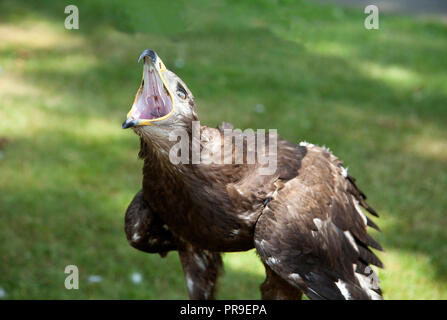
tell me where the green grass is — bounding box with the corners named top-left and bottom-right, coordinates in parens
top-left (0, 0), bottom-right (446, 299)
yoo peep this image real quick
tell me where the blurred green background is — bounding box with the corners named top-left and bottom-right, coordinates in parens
top-left (0, 0), bottom-right (446, 299)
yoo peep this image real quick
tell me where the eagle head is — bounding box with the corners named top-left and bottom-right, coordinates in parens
top-left (122, 49), bottom-right (197, 137)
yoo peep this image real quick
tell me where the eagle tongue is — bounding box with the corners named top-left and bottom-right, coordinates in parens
top-left (146, 67), bottom-right (171, 118)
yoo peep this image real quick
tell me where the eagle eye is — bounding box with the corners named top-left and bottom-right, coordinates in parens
top-left (176, 84), bottom-right (187, 100)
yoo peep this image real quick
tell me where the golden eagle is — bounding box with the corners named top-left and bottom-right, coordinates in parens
top-left (122, 49), bottom-right (383, 300)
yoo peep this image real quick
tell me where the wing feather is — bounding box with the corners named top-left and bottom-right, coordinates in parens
top-left (254, 143), bottom-right (383, 300)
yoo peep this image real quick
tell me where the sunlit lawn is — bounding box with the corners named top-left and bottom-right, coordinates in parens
top-left (0, 0), bottom-right (446, 299)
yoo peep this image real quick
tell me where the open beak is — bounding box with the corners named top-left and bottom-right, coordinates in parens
top-left (122, 49), bottom-right (175, 129)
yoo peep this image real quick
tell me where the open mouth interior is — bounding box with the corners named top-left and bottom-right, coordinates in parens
top-left (133, 65), bottom-right (173, 120)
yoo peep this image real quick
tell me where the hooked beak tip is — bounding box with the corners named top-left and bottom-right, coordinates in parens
top-left (138, 49), bottom-right (157, 64)
top-left (122, 118), bottom-right (138, 129)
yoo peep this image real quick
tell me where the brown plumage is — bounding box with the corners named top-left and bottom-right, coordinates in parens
top-left (123, 49), bottom-right (383, 300)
